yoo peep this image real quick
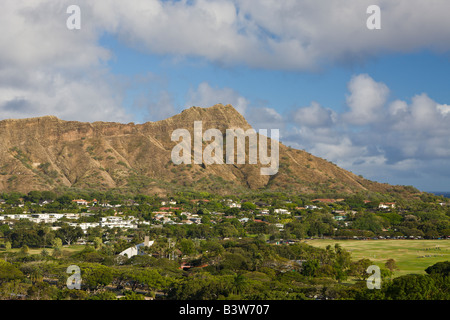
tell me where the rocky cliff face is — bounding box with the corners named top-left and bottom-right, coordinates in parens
top-left (0, 104), bottom-right (411, 196)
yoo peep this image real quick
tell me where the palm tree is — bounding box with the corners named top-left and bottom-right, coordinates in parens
top-left (232, 274), bottom-right (247, 295)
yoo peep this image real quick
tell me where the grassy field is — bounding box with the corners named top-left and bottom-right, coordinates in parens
top-left (0, 245), bottom-right (85, 255)
top-left (306, 239), bottom-right (450, 277)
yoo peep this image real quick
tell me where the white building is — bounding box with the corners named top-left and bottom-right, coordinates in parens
top-left (119, 236), bottom-right (154, 259)
top-left (99, 216), bottom-right (138, 229)
top-left (72, 199), bottom-right (89, 206)
top-left (68, 222), bottom-right (100, 232)
top-left (379, 203), bottom-right (396, 209)
top-left (275, 223), bottom-right (284, 230)
top-left (161, 200), bottom-right (177, 205)
top-left (274, 209), bottom-right (291, 214)
top-left (229, 202), bottom-right (241, 208)
top-left (64, 213), bottom-right (80, 219)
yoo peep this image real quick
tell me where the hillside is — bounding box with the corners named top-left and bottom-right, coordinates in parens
top-left (0, 104), bottom-right (416, 196)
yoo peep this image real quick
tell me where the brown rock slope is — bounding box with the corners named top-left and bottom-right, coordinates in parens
top-left (0, 104), bottom-right (413, 196)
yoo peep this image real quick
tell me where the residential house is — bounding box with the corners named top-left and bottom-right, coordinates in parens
top-left (30, 214), bottom-right (58, 224)
top-left (379, 202), bottom-right (396, 209)
top-left (119, 236), bottom-right (154, 259)
top-left (159, 207), bottom-right (181, 211)
top-left (224, 199), bottom-right (241, 208)
top-left (100, 216), bottom-right (138, 229)
top-left (72, 199), bottom-right (89, 206)
top-left (274, 208), bottom-right (290, 214)
top-left (161, 200), bottom-right (177, 206)
top-left (68, 222), bottom-right (100, 232)
top-left (64, 213), bottom-right (80, 219)
top-left (274, 223), bottom-right (284, 230)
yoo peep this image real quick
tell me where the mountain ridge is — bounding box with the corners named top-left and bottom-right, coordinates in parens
top-left (0, 104), bottom-right (417, 197)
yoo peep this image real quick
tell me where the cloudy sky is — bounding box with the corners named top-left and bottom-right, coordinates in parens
top-left (2, 0), bottom-right (450, 192)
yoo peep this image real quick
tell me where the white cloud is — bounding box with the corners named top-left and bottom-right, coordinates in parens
top-left (246, 106), bottom-right (284, 132)
top-left (394, 94), bottom-right (447, 133)
top-left (89, 0), bottom-right (450, 70)
top-left (143, 90), bottom-right (177, 122)
top-left (282, 73), bottom-right (450, 190)
top-left (293, 102), bottom-right (336, 128)
top-left (0, 1), bottom-right (109, 70)
top-left (389, 100), bottom-right (408, 116)
top-left (437, 104), bottom-right (450, 116)
top-left (0, 0), bottom-right (130, 122)
top-left (343, 74), bottom-right (389, 125)
top-left (310, 137), bottom-right (373, 167)
top-left (3, 0), bottom-right (450, 124)
top-left (0, 69), bottom-right (130, 122)
top-left (185, 82), bottom-right (249, 115)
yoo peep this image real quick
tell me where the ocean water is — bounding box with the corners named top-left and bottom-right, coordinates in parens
top-left (431, 192), bottom-right (450, 199)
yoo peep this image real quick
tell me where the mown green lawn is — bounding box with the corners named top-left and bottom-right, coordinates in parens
top-left (306, 239), bottom-right (450, 277)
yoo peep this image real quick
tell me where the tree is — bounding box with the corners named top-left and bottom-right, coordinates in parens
top-left (425, 261), bottom-right (450, 276)
top-left (352, 212), bottom-right (384, 233)
top-left (20, 245), bottom-right (29, 255)
top-left (52, 238), bottom-right (63, 250)
top-left (25, 190), bottom-right (43, 203)
top-left (52, 237), bottom-right (63, 258)
top-left (378, 212), bottom-right (403, 225)
top-left (41, 191), bottom-right (56, 201)
top-left (201, 215), bottom-right (211, 224)
top-left (57, 194), bottom-right (73, 206)
top-left (241, 202), bottom-right (256, 211)
top-left (52, 247), bottom-right (62, 258)
top-left (8, 224), bottom-right (45, 248)
top-left (349, 259), bottom-right (374, 280)
top-left (301, 259), bottom-right (319, 277)
top-left (232, 274), bottom-right (248, 295)
top-left (27, 282), bottom-right (57, 300)
top-left (384, 274), bottom-right (441, 300)
top-left (40, 248), bottom-right (50, 257)
top-left (119, 291), bottom-right (146, 300)
top-left (179, 239), bottom-right (196, 257)
top-left (56, 225), bottom-right (83, 246)
top-left (118, 268), bottom-right (165, 292)
top-left (217, 222), bottom-right (239, 238)
top-left (0, 280), bottom-right (28, 300)
top-left (220, 253), bottom-right (250, 272)
top-left (4, 241), bottom-right (11, 251)
top-left (82, 264), bottom-right (115, 292)
top-left (93, 237), bottom-right (103, 250)
top-left (88, 291), bottom-right (116, 300)
top-left (0, 261), bottom-right (24, 284)
top-left (333, 244), bottom-right (351, 281)
top-left (285, 221), bottom-right (307, 239)
top-left (385, 259), bottom-right (399, 273)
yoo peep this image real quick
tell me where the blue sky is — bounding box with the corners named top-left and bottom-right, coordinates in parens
top-left (1, 0), bottom-right (450, 192)
top-left (101, 31), bottom-right (450, 123)
top-left (103, 40), bottom-right (450, 120)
